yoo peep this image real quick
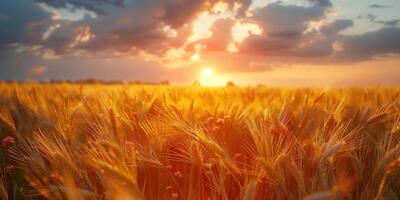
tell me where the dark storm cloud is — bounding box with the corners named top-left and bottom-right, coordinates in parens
top-left (39, 0), bottom-right (192, 54)
top-left (308, 0), bottom-right (332, 7)
top-left (40, 0), bottom-right (249, 55)
top-left (240, 34), bottom-right (299, 54)
top-left (335, 27), bottom-right (400, 62)
top-left (237, 26), bottom-right (400, 66)
top-left (0, 0), bottom-right (249, 57)
top-left (251, 1), bottom-right (331, 38)
top-left (158, 0), bottom-right (205, 28)
top-left (320, 19), bottom-right (353, 36)
top-left (234, 0), bottom-right (400, 64)
top-left (35, 0), bottom-right (252, 18)
top-left (0, 0), bottom-right (54, 47)
top-left (238, 0), bottom-right (333, 56)
top-left (240, 30), bottom-right (336, 59)
top-left (0, 0), bottom-right (57, 81)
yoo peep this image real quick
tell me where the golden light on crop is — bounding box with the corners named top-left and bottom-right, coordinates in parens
top-left (201, 67), bottom-right (214, 78)
top-left (1, 83), bottom-right (398, 199)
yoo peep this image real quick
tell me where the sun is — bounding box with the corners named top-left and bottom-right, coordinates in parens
top-left (199, 66), bottom-right (226, 86)
top-left (201, 67), bottom-right (214, 78)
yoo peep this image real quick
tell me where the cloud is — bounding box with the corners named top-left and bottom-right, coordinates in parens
top-left (375, 19), bottom-right (400, 27)
top-left (0, 47), bottom-right (47, 81)
top-left (251, 1), bottom-right (331, 38)
top-left (239, 17), bottom-right (400, 65)
top-left (29, 65), bottom-right (47, 76)
top-left (191, 0), bottom-right (400, 68)
top-left (34, 0), bottom-right (124, 15)
top-left (335, 27), bottom-right (400, 62)
top-left (42, 1), bottom-right (180, 54)
top-left (1, 0), bottom-right (400, 79)
top-left (238, 0), bottom-right (333, 56)
top-left (320, 19), bottom-right (353, 36)
top-left (369, 4), bottom-right (391, 9)
top-left (40, 0), bottom-right (250, 56)
top-left (308, 0), bottom-right (332, 7)
top-left (357, 12), bottom-right (400, 27)
top-left (0, 0), bottom-right (54, 48)
top-left (187, 18), bottom-right (235, 52)
top-left (240, 33), bottom-right (299, 54)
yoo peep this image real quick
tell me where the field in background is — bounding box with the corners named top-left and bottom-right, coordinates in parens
top-left (0, 83), bottom-right (399, 200)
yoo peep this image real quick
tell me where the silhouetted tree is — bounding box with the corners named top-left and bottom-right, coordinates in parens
top-left (226, 81), bottom-right (236, 87)
top-left (192, 80), bottom-right (201, 86)
top-left (160, 80), bottom-right (169, 85)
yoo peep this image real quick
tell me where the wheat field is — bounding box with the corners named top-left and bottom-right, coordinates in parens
top-left (0, 83), bottom-right (399, 200)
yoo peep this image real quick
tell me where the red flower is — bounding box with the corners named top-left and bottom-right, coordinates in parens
top-left (6, 165), bottom-right (15, 174)
top-left (171, 193), bottom-right (179, 199)
top-left (212, 125), bottom-right (222, 132)
top-left (165, 165), bottom-right (173, 170)
top-left (234, 153), bottom-right (242, 160)
top-left (166, 186), bottom-right (173, 190)
top-left (174, 171), bottom-right (183, 178)
top-left (205, 117), bottom-right (214, 125)
top-left (2, 136), bottom-right (15, 146)
top-left (270, 127), bottom-right (289, 137)
top-left (216, 118), bottom-right (225, 126)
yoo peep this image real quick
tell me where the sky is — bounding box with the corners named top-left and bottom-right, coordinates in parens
top-left (0, 0), bottom-right (400, 86)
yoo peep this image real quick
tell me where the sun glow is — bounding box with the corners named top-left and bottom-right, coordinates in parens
top-left (199, 67), bottom-right (226, 86)
top-left (201, 67), bottom-right (214, 78)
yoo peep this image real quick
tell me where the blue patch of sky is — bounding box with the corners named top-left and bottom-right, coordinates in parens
top-left (250, 0), bottom-right (400, 35)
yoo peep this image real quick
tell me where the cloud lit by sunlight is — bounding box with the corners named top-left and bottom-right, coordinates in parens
top-left (188, 3), bottom-right (235, 43)
top-left (29, 65), bottom-right (47, 76)
top-left (232, 22), bottom-right (263, 43)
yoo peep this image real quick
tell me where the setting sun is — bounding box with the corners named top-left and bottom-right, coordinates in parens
top-left (199, 67), bottom-right (227, 86)
top-left (201, 67), bottom-right (214, 78)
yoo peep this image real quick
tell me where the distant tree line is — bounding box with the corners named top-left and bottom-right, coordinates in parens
top-left (0, 79), bottom-right (171, 85)
top-left (0, 79), bottom-right (247, 87)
